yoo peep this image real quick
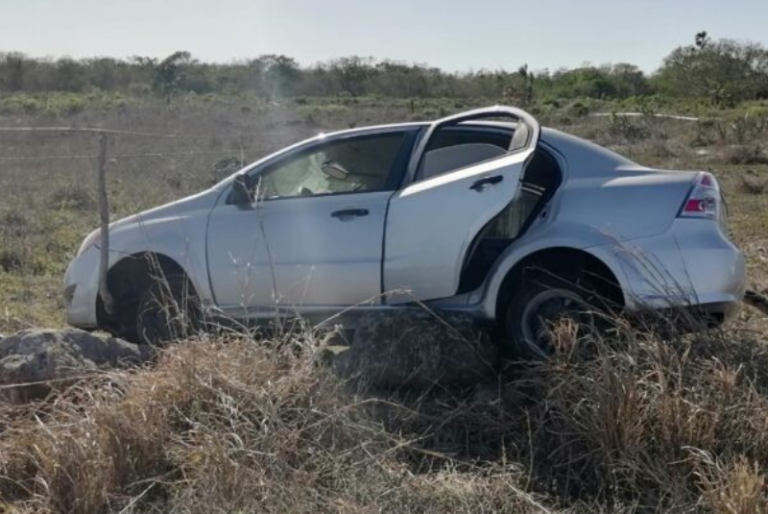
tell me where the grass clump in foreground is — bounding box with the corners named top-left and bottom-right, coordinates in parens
top-left (2, 320), bottom-right (768, 513)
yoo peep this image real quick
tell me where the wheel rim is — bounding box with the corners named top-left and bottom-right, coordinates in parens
top-left (519, 288), bottom-right (593, 358)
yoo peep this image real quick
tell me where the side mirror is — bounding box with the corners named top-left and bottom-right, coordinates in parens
top-left (231, 174), bottom-right (253, 205)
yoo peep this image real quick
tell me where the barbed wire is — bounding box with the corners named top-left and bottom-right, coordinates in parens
top-left (0, 149), bottom-right (241, 162)
top-left (0, 126), bottom-right (218, 139)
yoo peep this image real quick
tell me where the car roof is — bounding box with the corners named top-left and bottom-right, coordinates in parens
top-left (214, 117), bottom-right (638, 191)
top-left (334, 120), bottom-right (638, 170)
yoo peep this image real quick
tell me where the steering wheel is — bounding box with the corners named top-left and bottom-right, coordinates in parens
top-left (298, 187), bottom-right (314, 197)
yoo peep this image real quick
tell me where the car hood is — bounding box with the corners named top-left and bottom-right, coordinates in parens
top-left (109, 188), bottom-right (221, 232)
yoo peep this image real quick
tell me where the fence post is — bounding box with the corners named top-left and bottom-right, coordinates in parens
top-left (96, 133), bottom-right (114, 314)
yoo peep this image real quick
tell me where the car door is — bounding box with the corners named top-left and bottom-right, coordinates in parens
top-left (207, 129), bottom-right (413, 316)
top-left (384, 107), bottom-right (540, 302)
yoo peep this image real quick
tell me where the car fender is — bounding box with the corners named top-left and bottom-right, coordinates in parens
top-left (104, 191), bottom-right (218, 305)
top-left (477, 221), bottom-right (636, 319)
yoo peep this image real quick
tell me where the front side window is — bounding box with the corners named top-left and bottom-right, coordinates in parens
top-left (254, 133), bottom-right (405, 200)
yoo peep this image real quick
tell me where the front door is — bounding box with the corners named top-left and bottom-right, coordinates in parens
top-left (207, 130), bottom-right (411, 316)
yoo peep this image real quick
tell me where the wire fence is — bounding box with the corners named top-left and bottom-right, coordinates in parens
top-left (0, 125), bottom-right (280, 209)
top-left (0, 126), bottom-right (216, 138)
top-left (0, 124), bottom-right (267, 338)
top-left (0, 150), bottom-right (240, 161)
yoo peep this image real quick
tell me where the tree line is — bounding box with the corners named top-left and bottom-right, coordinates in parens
top-left (1, 33), bottom-right (766, 107)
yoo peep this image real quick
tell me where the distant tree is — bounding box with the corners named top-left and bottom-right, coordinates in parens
top-left (255, 55), bottom-right (300, 100)
top-left (328, 56), bottom-right (376, 97)
top-left (54, 58), bottom-right (87, 92)
top-left (696, 31), bottom-right (710, 49)
top-left (371, 60), bottom-right (431, 98)
top-left (87, 58), bottom-right (123, 91)
top-left (0, 52), bottom-right (27, 91)
top-left (605, 63), bottom-right (652, 97)
top-left (546, 66), bottom-right (617, 99)
top-left (655, 34), bottom-right (768, 106)
top-left (503, 64), bottom-right (535, 105)
top-left (152, 51), bottom-right (194, 104)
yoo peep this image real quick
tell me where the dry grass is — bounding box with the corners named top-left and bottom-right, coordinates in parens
top-left (0, 331), bottom-right (548, 514)
top-left (3, 320), bottom-right (768, 512)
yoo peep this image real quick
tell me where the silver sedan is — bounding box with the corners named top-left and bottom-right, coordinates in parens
top-left (64, 106), bottom-right (746, 355)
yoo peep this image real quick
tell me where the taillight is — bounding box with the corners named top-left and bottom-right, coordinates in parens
top-left (678, 172), bottom-right (720, 220)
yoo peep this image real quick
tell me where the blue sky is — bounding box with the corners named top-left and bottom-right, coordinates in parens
top-left (1, 0), bottom-right (767, 72)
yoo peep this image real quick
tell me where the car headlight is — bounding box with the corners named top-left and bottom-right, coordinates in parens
top-left (77, 229), bottom-right (101, 256)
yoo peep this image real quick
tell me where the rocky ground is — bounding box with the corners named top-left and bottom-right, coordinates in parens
top-left (0, 311), bottom-right (498, 404)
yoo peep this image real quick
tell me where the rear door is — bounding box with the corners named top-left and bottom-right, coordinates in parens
top-left (384, 107), bottom-right (540, 302)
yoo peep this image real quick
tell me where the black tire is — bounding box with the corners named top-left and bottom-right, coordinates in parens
top-left (503, 273), bottom-right (604, 359)
top-left (131, 274), bottom-right (202, 346)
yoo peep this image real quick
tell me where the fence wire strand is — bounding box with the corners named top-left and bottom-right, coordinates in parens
top-left (0, 126), bottom-right (217, 139)
top-left (0, 150), bottom-right (238, 162)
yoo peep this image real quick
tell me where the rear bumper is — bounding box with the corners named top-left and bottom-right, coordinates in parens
top-left (606, 219), bottom-right (746, 318)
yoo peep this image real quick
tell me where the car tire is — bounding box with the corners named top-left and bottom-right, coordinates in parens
top-left (131, 274), bottom-right (202, 346)
top-left (503, 273), bottom-right (603, 359)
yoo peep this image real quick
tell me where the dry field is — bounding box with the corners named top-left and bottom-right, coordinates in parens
top-left (1, 97), bottom-right (768, 512)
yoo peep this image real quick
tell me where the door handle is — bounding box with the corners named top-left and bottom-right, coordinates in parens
top-left (470, 175), bottom-right (503, 191)
top-left (331, 208), bottom-right (369, 219)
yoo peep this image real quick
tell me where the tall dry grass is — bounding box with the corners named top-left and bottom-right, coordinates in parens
top-left (2, 317), bottom-right (768, 513)
top-left (0, 328), bottom-right (544, 514)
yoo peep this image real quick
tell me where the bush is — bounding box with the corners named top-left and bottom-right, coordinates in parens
top-left (739, 173), bottom-right (768, 194)
top-left (49, 185), bottom-right (96, 211)
top-left (607, 112), bottom-right (651, 141)
top-left (0, 94), bottom-right (44, 115)
top-left (723, 145), bottom-right (768, 165)
top-left (0, 249), bottom-right (24, 272)
top-left (566, 98), bottom-right (592, 118)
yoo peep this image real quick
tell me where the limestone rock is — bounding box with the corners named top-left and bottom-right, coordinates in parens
top-left (0, 329), bottom-right (151, 403)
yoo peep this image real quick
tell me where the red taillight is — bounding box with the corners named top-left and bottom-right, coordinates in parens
top-left (679, 172), bottom-right (720, 219)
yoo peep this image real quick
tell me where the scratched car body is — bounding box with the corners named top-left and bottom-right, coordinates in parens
top-left (64, 106), bottom-right (746, 355)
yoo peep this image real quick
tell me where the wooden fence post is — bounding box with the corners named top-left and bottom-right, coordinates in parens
top-left (97, 133), bottom-right (114, 314)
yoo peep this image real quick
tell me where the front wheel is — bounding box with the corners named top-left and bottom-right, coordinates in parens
top-left (503, 273), bottom-right (603, 359)
top-left (132, 274), bottom-right (202, 346)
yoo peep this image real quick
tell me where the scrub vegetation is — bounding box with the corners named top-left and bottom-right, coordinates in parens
top-left (1, 32), bottom-right (768, 512)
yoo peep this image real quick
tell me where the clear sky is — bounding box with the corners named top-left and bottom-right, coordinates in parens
top-left (1, 0), bottom-right (767, 73)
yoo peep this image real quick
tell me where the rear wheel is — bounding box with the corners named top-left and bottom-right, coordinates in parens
top-left (130, 274), bottom-right (202, 346)
top-left (503, 273), bottom-right (602, 359)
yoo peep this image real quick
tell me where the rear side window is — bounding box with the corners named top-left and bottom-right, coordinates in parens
top-left (417, 129), bottom-right (512, 181)
top-left (429, 130), bottom-right (510, 151)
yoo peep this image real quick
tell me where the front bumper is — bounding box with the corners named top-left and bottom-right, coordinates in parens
top-left (63, 247), bottom-right (101, 329)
